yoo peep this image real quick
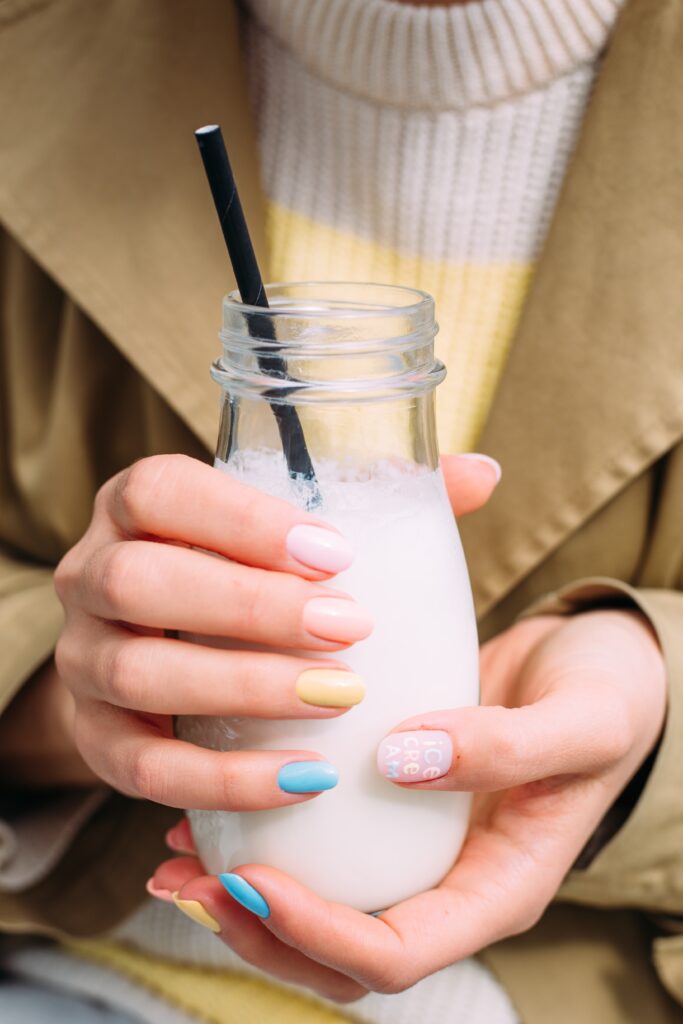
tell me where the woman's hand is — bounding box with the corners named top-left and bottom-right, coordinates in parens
top-left (53, 453), bottom-right (375, 809)
top-left (52, 452), bottom-right (499, 808)
top-left (150, 606), bottom-right (666, 1003)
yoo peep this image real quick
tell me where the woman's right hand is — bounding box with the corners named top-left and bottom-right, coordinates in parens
top-left (53, 454), bottom-right (373, 811)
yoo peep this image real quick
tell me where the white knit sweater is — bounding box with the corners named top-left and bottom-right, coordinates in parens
top-left (244, 0), bottom-right (623, 451)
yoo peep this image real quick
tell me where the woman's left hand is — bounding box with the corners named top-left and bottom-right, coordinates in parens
top-left (150, 606), bottom-right (666, 1003)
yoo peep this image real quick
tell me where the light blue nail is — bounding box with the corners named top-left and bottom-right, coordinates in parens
top-left (219, 873), bottom-right (270, 919)
top-left (277, 760), bottom-right (339, 794)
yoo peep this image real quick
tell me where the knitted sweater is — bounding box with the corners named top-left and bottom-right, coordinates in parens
top-left (245, 0), bottom-right (622, 452)
top-left (6, 2), bottom-right (622, 1023)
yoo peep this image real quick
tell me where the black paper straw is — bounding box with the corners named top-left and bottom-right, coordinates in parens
top-left (195, 125), bottom-right (320, 504)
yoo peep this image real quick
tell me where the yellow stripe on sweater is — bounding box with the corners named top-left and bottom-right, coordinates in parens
top-left (64, 939), bottom-right (353, 1024)
top-left (267, 201), bottom-right (534, 453)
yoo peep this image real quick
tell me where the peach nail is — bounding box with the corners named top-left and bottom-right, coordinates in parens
top-left (146, 878), bottom-right (175, 903)
top-left (303, 597), bottom-right (374, 643)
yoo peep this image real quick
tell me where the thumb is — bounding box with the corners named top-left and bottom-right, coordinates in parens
top-left (440, 454), bottom-right (501, 517)
top-left (375, 696), bottom-right (618, 793)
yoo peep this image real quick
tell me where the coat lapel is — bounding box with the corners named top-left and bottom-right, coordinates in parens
top-left (0, 0), bottom-right (264, 452)
top-left (459, 0), bottom-right (683, 616)
top-left (2, 0), bottom-right (683, 616)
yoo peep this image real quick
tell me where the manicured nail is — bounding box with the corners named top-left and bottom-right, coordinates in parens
top-left (377, 730), bottom-right (452, 783)
top-left (296, 668), bottom-right (365, 707)
top-left (219, 873), bottom-right (270, 919)
top-left (146, 878), bottom-right (175, 903)
top-left (286, 524), bottom-right (353, 574)
top-left (165, 823), bottom-right (194, 854)
top-left (278, 760), bottom-right (339, 793)
top-left (459, 453), bottom-right (502, 483)
top-left (172, 893), bottom-right (221, 932)
top-left (303, 597), bottom-right (374, 643)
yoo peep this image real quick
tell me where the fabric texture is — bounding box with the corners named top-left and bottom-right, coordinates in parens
top-left (0, 1), bottom-right (682, 1022)
top-left (5, 908), bottom-right (520, 1024)
top-left (0, 977), bottom-right (140, 1024)
top-left (244, 0), bottom-right (622, 451)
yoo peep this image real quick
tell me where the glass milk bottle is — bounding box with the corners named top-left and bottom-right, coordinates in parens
top-left (177, 283), bottom-right (479, 912)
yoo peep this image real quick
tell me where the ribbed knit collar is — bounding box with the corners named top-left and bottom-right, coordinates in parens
top-left (244, 0), bottom-right (623, 110)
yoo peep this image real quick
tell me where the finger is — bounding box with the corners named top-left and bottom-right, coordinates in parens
top-left (165, 818), bottom-right (196, 855)
top-left (375, 686), bottom-right (631, 793)
top-left (173, 873), bottom-right (367, 1003)
top-left (212, 778), bottom-right (608, 994)
top-left (151, 855), bottom-right (204, 895)
top-left (149, 859), bottom-right (366, 1002)
top-left (440, 453), bottom-right (501, 517)
top-left (74, 701), bottom-right (340, 810)
top-left (76, 541), bottom-right (373, 650)
top-left (66, 620), bottom-right (364, 715)
top-left (104, 455), bottom-right (352, 579)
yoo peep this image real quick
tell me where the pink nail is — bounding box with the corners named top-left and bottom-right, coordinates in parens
top-left (287, 524), bottom-right (353, 574)
top-left (377, 730), bottom-right (452, 783)
top-left (165, 823), bottom-right (195, 854)
top-left (146, 878), bottom-right (176, 903)
top-left (459, 453), bottom-right (502, 483)
top-left (303, 597), bottom-right (374, 643)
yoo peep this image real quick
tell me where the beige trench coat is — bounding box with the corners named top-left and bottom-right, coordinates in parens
top-left (0, 0), bottom-right (682, 1020)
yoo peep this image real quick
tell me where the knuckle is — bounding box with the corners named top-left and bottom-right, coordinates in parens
top-left (115, 458), bottom-right (164, 527)
top-left (369, 966), bottom-right (409, 996)
top-left (71, 706), bottom-right (98, 769)
top-left (54, 633), bottom-right (80, 688)
top-left (103, 640), bottom-right (148, 708)
top-left (599, 710), bottom-right (633, 765)
top-left (508, 889), bottom-right (549, 935)
top-left (364, 949), bottom-right (412, 996)
top-left (216, 760), bottom-right (241, 809)
top-left (488, 707), bottom-right (527, 769)
top-left (54, 548), bottom-right (80, 603)
top-left (236, 570), bottom-right (271, 637)
top-left (512, 900), bottom-right (545, 935)
top-left (93, 477), bottom-right (114, 517)
top-left (323, 983), bottom-right (367, 1004)
top-left (129, 744), bottom-right (165, 802)
top-left (97, 544), bottom-right (137, 616)
top-left (235, 658), bottom-right (266, 710)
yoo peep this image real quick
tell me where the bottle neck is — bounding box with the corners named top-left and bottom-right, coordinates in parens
top-left (213, 283), bottom-right (444, 489)
top-left (215, 389), bottom-right (441, 474)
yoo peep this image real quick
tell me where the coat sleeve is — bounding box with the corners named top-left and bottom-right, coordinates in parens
top-left (521, 578), bottom-right (683, 1005)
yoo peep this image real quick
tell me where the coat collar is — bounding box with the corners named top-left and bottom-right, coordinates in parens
top-left (0, 0), bottom-right (266, 452)
top-left (1, 0), bottom-right (682, 615)
top-left (458, 0), bottom-right (683, 615)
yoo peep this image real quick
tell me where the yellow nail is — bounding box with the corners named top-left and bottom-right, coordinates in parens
top-left (296, 669), bottom-right (365, 708)
top-left (172, 893), bottom-right (221, 933)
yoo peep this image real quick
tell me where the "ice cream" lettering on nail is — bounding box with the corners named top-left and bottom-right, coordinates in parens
top-left (377, 730), bottom-right (452, 783)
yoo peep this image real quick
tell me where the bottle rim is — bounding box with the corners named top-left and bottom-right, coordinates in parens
top-left (225, 281), bottom-right (433, 319)
top-left (214, 281), bottom-right (445, 404)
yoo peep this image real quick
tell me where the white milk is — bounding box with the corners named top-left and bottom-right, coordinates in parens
top-left (178, 452), bottom-right (479, 912)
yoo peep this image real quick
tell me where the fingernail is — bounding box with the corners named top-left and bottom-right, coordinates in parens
top-left (303, 597), bottom-right (374, 643)
top-left (296, 668), bottom-right (365, 707)
top-left (165, 824), bottom-right (194, 854)
top-left (287, 524), bottom-right (353, 574)
top-left (219, 873), bottom-right (270, 919)
top-left (172, 893), bottom-right (221, 932)
top-left (459, 453), bottom-right (502, 484)
top-left (278, 760), bottom-right (339, 793)
top-left (377, 730), bottom-right (452, 783)
top-left (146, 878), bottom-right (175, 903)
